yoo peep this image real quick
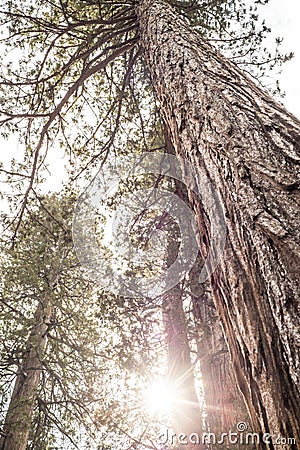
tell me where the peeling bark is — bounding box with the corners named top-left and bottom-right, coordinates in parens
top-left (136, 1), bottom-right (300, 448)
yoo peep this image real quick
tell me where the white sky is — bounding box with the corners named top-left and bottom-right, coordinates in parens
top-left (259, 0), bottom-right (300, 118)
top-left (0, 0), bottom-right (299, 196)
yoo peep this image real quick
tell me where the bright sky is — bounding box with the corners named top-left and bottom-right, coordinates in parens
top-left (260, 0), bottom-right (300, 118)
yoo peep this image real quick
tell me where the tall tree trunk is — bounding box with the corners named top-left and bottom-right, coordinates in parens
top-left (160, 201), bottom-right (204, 449)
top-left (136, 1), bottom-right (300, 448)
top-left (162, 286), bottom-right (204, 450)
top-left (0, 299), bottom-right (52, 450)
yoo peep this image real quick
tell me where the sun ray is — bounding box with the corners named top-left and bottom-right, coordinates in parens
top-left (144, 379), bottom-right (176, 415)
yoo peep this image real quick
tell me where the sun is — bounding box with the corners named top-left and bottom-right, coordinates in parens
top-left (144, 379), bottom-right (175, 415)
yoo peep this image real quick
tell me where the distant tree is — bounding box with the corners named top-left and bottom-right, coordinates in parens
top-left (0, 194), bottom-right (148, 449)
top-left (0, 194), bottom-right (102, 448)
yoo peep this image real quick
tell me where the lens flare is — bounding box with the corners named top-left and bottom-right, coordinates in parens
top-left (144, 380), bottom-right (175, 414)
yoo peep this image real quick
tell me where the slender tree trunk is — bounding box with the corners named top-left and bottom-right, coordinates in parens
top-left (136, 1), bottom-right (300, 448)
top-left (160, 200), bottom-right (204, 449)
top-left (162, 286), bottom-right (204, 450)
top-left (0, 300), bottom-right (51, 450)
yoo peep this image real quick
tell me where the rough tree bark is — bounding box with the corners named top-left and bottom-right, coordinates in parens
top-left (0, 299), bottom-right (52, 450)
top-left (189, 259), bottom-right (250, 439)
top-left (136, 1), bottom-right (300, 448)
top-left (166, 136), bottom-right (250, 442)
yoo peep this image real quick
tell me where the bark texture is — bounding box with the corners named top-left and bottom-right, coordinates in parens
top-left (136, 1), bottom-right (300, 448)
top-left (190, 272), bottom-right (249, 439)
top-left (0, 300), bottom-right (51, 450)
